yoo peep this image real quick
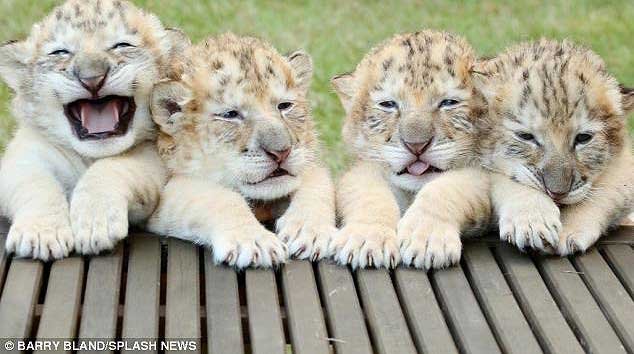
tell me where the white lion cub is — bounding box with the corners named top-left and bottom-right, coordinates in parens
top-left (0, 0), bottom-right (187, 260)
top-left (147, 34), bottom-right (336, 268)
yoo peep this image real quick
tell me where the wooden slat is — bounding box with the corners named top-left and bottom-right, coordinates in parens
top-left (462, 244), bottom-right (542, 354)
top-left (598, 226), bottom-right (634, 245)
top-left (204, 253), bottom-right (244, 354)
top-left (78, 245), bottom-right (124, 343)
top-left (495, 245), bottom-right (584, 354)
top-left (432, 265), bottom-right (502, 354)
top-left (165, 239), bottom-right (200, 344)
top-left (602, 245), bottom-right (634, 297)
top-left (35, 258), bottom-right (84, 344)
top-left (0, 218), bottom-right (9, 293)
top-left (246, 269), bottom-right (286, 354)
top-left (281, 261), bottom-right (329, 354)
top-left (316, 262), bottom-right (372, 354)
top-left (0, 259), bottom-right (43, 339)
top-left (355, 269), bottom-right (416, 354)
top-left (571, 249), bottom-right (634, 351)
top-left (536, 256), bottom-right (627, 354)
top-left (122, 233), bottom-right (161, 342)
top-left (393, 268), bottom-right (458, 354)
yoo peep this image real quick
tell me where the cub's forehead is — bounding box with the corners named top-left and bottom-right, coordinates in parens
top-left (30, 0), bottom-right (162, 46)
top-left (357, 31), bottom-right (475, 92)
top-left (185, 35), bottom-right (295, 97)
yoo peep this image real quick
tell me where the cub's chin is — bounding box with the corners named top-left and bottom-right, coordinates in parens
top-left (238, 170), bottom-right (301, 201)
top-left (390, 171), bottom-right (443, 192)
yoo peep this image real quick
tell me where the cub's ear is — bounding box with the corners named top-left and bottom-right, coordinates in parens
top-left (0, 40), bottom-right (29, 91)
top-left (469, 60), bottom-right (497, 104)
top-left (286, 50), bottom-right (313, 91)
top-left (331, 73), bottom-right (356, 114)
top-left (621, 85), bottom-right (634, 115)
top-left (150, 80), bottom-right (191, 135)
top-left (164, 27), bottom-right (191, 58)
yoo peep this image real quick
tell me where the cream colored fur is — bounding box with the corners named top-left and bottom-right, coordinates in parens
top-left (147, 34), bottom-right (335, 268)
top-left (0, 0), bottom-right (185, 260)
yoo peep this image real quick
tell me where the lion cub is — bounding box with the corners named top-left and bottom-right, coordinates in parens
top-left (0, 0), bottom-right (186, 260)
top-left (148, 34), bottom-right (336, 268)
top-left (330, 30), bottom-right (490, 269)
top-left (476, 40), bottom-right (633, 255)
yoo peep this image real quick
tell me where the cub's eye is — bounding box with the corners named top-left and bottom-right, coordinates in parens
top-left (516, 132), bottom-right (536, 142)
top-left (49, 49), bottom-right (70, 56)
top-left (112, 42), bottom-right (134, 49)
top-left (277, 102), bottom-right (293, 111)
top-left (438, 99), bottom-right (460, 108)
top-left (574, 133), bottom-right (593, 145)
top-left (217, 110), bottom-right (241, 120)
top-left (378, 100), bottom-right (398, 109)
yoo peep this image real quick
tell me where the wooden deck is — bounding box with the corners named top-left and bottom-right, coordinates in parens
top-left (0, 219), bottom-right (632, 354)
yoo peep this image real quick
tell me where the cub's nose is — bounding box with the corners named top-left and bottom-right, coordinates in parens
top-left (77, 73), bottom-right (108, 95)
top-left (264, 148), bottom-right (291, 164)
top-left (403, 139), bottom-right (432, 156)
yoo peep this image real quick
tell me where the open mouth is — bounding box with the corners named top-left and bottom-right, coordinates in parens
top-left (397, 161), bottom-right (443, 176)
top-left (64, 96), bottom-right (136, 140)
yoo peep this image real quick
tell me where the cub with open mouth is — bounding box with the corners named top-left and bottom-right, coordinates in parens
top-left (330, 30), bottom-right (490, 269)
top-left (0, 0), bottom-right (188, 260)
top-left (147, 33), bottom-right (336, 268)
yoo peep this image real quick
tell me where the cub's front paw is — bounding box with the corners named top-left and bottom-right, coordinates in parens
top-left (212, 226), bottom-right (288, 268)
top-left (398, 215), bottom-right (462, 270)
top-left (327, 223), bottom-right (400, 269)
top-left (498, 198), bottom-right (561, 252)
top-left (276, 211), bottom-right (335, 261)
top-left (556, 223), bottom-right (602, 256)
top-left (71, 191), bottom-right (129, 255)
top-left (6, 213), bottom-right (74, 261)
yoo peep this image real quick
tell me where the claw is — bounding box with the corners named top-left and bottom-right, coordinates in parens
top-left (311, 250), bottom-right (320, 262)
top-left (225, 251), bottom-right (235, 265)
top-left (390, 255), bottom-right (397, 268)
top-left (367, 253), bottom-right (374, 267)
top-left (293, 245), bottom-right (306, 258)
top-left (347, 253), bottom-right (353, 264)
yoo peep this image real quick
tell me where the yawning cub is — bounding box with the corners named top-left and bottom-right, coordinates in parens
top-left (0, 0), bottom-right (187, 260)
top-left (147, 34), bottom-right (335, 268)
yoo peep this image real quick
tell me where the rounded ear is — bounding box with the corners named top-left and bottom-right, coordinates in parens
top-left (470, 60), bottom-right (497, 104)
top-left (164, 27), bottom-right (191, 57)
top-left (0, 40), bottom-right (29, 91)
top-left (620, 85), bottom-right (634, 115)
top-left (286, 50), bottom-right (313, 91)
top-left (331, 73), bottom-right (356, 114)
top-left (150, 80), bottom-right (191, 135)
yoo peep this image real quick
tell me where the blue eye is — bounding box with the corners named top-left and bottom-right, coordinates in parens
top-left (379, 100), bottom-right (398, 109)
top-left (438, 99), bottom-right (460, 108)
top-left (49, 49), bottom-right (70, 56)
top-left (218, 110), bottom-right (241, 119)
top-left (112, 42), bottom-right (134, 49)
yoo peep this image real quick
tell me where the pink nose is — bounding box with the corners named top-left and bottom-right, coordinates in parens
top-left (404, 139), bottom-right (432, 156)
top-left (78, 74), bottom-right (107, 95)
top-left (264, 148), bottom-right (291, 163)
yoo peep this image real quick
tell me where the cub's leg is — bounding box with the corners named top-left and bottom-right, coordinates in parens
top-left (148, 176), bottom-right (288, 268)
top-left (558, 151), bottom-right (634, 255)
top-left (276, 165), bottom-right (336, 260)
top-left (492, 173), bottom-right (561, 251)
top-left (0, 128), bottom-right (81, 260)
top-left (329, 161), bottom-right (401, 268)
top-left (71, 142), bottom-right (166, 254)
top-left (398, 168), bottom-right (491, 270)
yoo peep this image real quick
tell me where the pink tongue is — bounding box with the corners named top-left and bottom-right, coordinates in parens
top-left (80, 100), bottom-right (120, 134)
top-left (407, 161), bottom-right (430, 176)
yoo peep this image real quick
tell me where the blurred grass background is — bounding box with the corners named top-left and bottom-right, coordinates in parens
top-left (0, 0), bottom-right (633, 171)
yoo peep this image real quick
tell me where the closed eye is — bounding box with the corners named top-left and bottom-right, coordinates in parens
top-left (112, 42), bottom-right (135, 50)
top-left (438, 98), bottom-right (460, 109)
top-left (49, 49), bottom-right (70, 56)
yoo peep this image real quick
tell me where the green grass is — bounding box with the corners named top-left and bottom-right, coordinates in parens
top-left (1, 0), bottom-right (633, 171)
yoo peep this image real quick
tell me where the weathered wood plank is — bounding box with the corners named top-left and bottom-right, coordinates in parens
top-left (0, 218), bottom-right (9, 293)
top-left (355, 269), bottom-right (416, 354)
top-left (393, 268), bottom-right (458, 354)
top-left (462, 244), bottom-right (542, 354)
top-left (537, 256), bottom-right (627, 354)
top-left (204, 252), bottom-right (244, 354)
top-left (571, 249), bottom-right (634, 352)
top-left (602, 245), bottom-right (634, 297)
top-left (495, 245), bottom-right (584, 354)
top-left (0, 259), bottom-right (43, 339)
top-left (316, 262), bottom-right (372, 354)
top-left (78, 245), bottom-right (124, 343)
top-left (246, 269), bottom-right (286, 354)
top-left (432, 265), bottom-right (502, 354)
top-left (35, 257), bottom-right (84, 345)
top-left (165, 238), bottom-right (201, 345)
top-left (598, 226), bottom-right (634, 245)
top-left (281, 261), bottom-right (329, 354)
top-left (121, 233), bottom-right (161, 342)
